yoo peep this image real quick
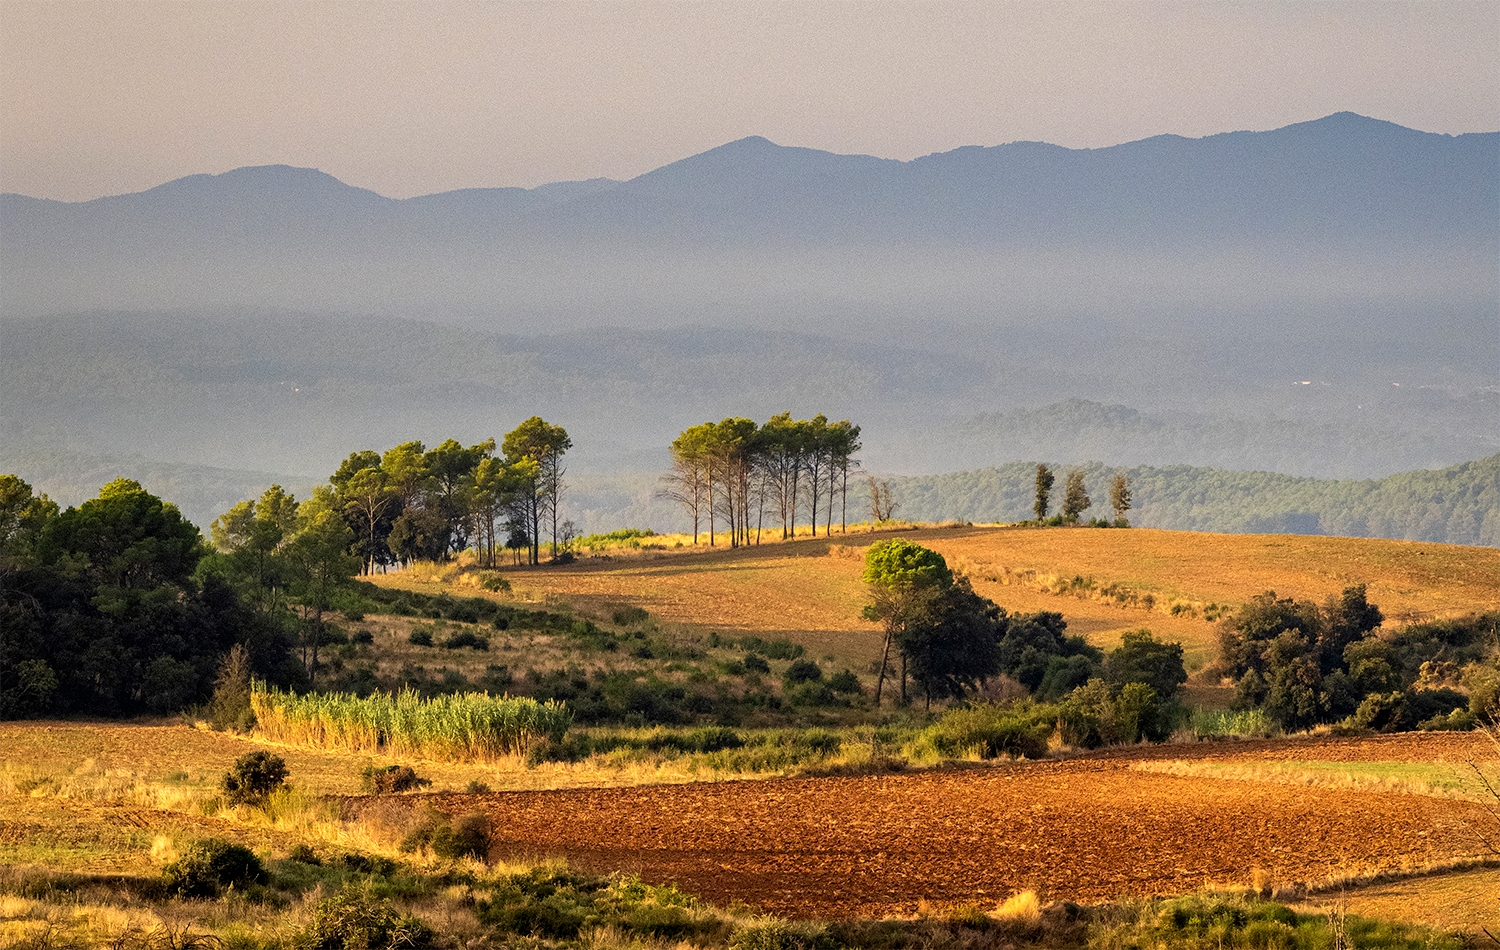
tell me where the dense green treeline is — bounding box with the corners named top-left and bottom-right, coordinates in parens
top-left (889, 454), bottom-right (1500, 545)
top-left (0, 475), bottom-right (300, 718)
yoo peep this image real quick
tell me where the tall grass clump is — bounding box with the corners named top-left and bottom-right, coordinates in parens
top-left (910, 702), bottom-right (1057, 761)
top-left (250, 684), bottom-right (571, 762)
top-left (1191, 708), bottom-right (1279, 739)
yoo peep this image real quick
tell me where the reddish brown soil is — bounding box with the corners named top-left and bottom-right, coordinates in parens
top-left (404, 733), bottom-right (1496, 919)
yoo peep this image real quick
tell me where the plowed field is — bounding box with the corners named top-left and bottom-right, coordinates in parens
top-left (402, 732), bottom-right (1498, 920)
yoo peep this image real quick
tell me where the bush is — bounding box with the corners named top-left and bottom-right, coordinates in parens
top-left (301, 884), bottom-right (435, 950)
top-left (209, 643), bottom-right (255, 732)
top-left (431, 812), bottom-right (491, 861)
top-left (442, 631), bottom-right (490, 651)
top-left (162, 838), bottom-right (267, 898)
top-left (785, 682), bottom-right (840, 707)
top-left (221, 751), bottom-right (287, 806)
top-left (480, 573), bottom-right (511, 593)
top-left (351, 630), bottom-right (375, 645)
top-left (407, 630), bottom-right (433, 647)
top-left (612, 605), bottom-right (651, 627)
top-left (361, 764), bottom-right (431, 794)
top-left (739, 637), bottom-right (805, 660)
top-left (783, 659), bottom-right (823, 686)
top-left (743, 653), bottom-right (771, 674)
top-left (827, 670), bottom-right (863, 694)
top-left (918, 704), bottom-right (1053, 760)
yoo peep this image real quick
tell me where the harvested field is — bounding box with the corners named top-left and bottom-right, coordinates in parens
top-left (393, 732), bottom-right (1500, 920)
top-left (404, 526), bottom-right (1500, 669)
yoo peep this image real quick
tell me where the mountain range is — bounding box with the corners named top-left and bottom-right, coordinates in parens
top-left (1, 113), bottom-right (1495, 539)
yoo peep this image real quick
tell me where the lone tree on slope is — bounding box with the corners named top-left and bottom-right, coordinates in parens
top-left (1033, 464), bottom-right (1055, 521)
top-left (1061, 470), bottom-right (1091, 523)
top-left (1109, 472), bottom-right (1133, 526)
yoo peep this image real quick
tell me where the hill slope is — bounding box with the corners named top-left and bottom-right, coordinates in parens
top-left (890, 455), bottom-right (1500, 546)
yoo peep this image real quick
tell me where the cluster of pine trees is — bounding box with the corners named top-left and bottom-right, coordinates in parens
top-left (661, 413), bottom-right (861, 547)
top-left (262, 417), bottom-right (572, 574)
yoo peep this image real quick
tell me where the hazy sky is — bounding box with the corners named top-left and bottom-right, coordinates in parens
top-left (3, 0), bottom-right (1496, 201)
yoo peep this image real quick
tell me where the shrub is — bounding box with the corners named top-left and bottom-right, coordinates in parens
top-left (221, 751), bottom-right (287, 806)
top-left (351, 630), bottom-right (375, 645)
top-left (739, 637), bottom-right (805, 660)
top-left (301, 884), bottom-right (434, 950)
top-left (612, 605), bottom-right (651, 627)
top-left (442, 631), bottom-right (490, 651)
top-left (287, 843), bottom-right (321, 865)
top-left (407, 630), bottom-right (433, 647)
top-left (361, 764), bottom-right (431, 794)
top-left (210, 643), bottom-right (255, 732)
top-left (162, 838), bottom-right (267, 898)
top-left (466, 780), bottom-right (493, 794)
top-left (480, 573), bottom-right (511, 593)
top-left (730, 920), bottom-right (824, 950)
top-left (743, 653), bottom-right (771, 674)
top-left (786, 682), bottom-right (840, 707)
top-left (431, 812), bottom-right (491, 861)
top-left (919, 703), bottom-right (1053, 759)
top-left (782, 659), bottom-right (823, 686)
top-left (827, 670), bottom-right (863, 694)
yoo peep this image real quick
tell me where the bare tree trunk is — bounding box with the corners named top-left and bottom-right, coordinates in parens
top-left (874, 628), bottom-right (894, 707)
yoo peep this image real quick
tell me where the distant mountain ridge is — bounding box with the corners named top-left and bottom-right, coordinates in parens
top-left (3, 114), bottom-right (1494, 492)
top-left (3, 112), bottom-right (1494, 337)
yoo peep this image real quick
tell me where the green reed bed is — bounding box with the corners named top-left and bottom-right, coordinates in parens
top-left (250, 685), bottom-right (572, 762)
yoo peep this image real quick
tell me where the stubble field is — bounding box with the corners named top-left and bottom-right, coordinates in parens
top-left (391, 525), bottom-right (1500, 670)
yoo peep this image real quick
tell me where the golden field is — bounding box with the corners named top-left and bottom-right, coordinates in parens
top-left (375, 525), bottom-right (1500, 670)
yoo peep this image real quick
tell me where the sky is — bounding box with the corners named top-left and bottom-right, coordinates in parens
top-left (2, 0), bottom-right (1497, 202)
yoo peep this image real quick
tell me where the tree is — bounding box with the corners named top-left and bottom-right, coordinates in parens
top-left (1104, 630), bottom-right (1186, 702)
top-left (1033, 464), bottom-right (1055, 521)
top-left (503, 417), bottom-right (571, 564)
top-left (1061, 470), bottom-right (1091, 522)
top-left (898, 577), bottom-right (1003, 709)
top-left (4, 479), bottom-right (283, 718)
top-left (424, 438), bottom-right (495, 559)
top-left (210, 485), bottom-right (299, 616)
top-left (868, 476), bottom-right (899, 523)
top-left (284, 503), bottom-right (360, 687)
top-left (472, 455), bottom-right (529, 568)
top-left (338, 466), bottom-right (396, 575)
top-left (826, 419), bottom-right (861, 534)
top-left (1108, 473), bottom-right (1133, 526)
top-left (861, 539), bottom-right (953, 706)
top-left (381, 441), bottom-right (429, 511)
top-left (661, 427), bottom-right (711, 544)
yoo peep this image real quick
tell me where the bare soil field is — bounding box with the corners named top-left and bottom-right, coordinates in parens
top-left (395, 526), bottom-right (1500, 669)
top-left (391, 731), bottom-right (1500, 922)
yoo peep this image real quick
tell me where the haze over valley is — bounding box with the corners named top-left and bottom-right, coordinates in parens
top-left (3, 113), bottom-right (1496, 539)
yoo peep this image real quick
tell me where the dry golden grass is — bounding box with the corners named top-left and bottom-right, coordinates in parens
top-left (1311, 866), bottom-right (1500, 933)
top-left (373, 525), bottom-right (1500, 671)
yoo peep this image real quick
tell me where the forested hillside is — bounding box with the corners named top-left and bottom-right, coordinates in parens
top-left (5, 446), bottom-right (1497, 547)
top-left (891, 455), bottom-right (1500, 546)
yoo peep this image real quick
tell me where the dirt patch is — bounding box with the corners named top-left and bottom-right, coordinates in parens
top-left (385, 734), bottom-right (1497, 919)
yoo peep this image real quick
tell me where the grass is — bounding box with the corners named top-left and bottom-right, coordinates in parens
top-left (250, 686), bottom-right (572, 763)
top-left (1132, 759), bottom-right (1486, 801)
top-left (384, 524), bottom-right (1500, 673)
top-left (0, 854), bottom-right (1466, 950)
